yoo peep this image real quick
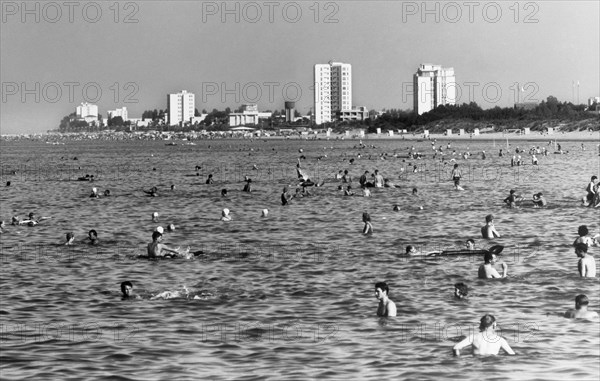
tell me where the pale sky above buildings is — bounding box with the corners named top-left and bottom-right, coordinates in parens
top-left (1, 0), bottom-right (598, 134)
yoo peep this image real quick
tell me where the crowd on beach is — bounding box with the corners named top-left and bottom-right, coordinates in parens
top-left (2, 138), bottom-right (598, 357)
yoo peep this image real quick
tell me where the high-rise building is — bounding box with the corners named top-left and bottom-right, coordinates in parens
top-left (167, 90), bottom-right (195, 126)
top-left (314, 61), bottom-right (352, 125)
top-left (76, 102), bottom-right (98, 121)
top-left (413, 64), bottom-right (456, 115)
top-left (107, 107), bottom-right (128, 121)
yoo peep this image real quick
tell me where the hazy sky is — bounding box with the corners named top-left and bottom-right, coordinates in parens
top-left (1, 0), bottom-right (598, 134)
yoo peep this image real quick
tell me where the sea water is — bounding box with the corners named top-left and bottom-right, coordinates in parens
top-left (0, 138), bottom-right (598, 380)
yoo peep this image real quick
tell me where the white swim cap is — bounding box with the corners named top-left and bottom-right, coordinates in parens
top-left (152, 212), bottom-right (159, 218)
top-left (155, 226), bottom-right (164, 234)
top-left (92, 187), bottom-right (97, 192)
top-left (223, 208), bottom-right (230, 216)
top-left (261, 209), bottom-right (268, 217)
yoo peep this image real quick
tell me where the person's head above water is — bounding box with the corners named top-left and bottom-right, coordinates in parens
top-left (454, 164), bottom-right (458, 168)
top-left (412, 188), bottom-right (418, 195)
top-left (166, 224), bottom-right (175, 232)
top-left (155, 226), bottom-right (164, 234)
top-left (484, 251), bottom-right (496, 263)
top-left (405, 245), bottom-right (416, 254)
top-left (121, 281), bottom-right (133, 297)
top-left (88, 229), bottom-right (97, 239)
top-left (28, 212), bottom-right (35, 219)
top-left (454, 282), bottom-right (468, 298)
top-left (509, 189), bottom-right (515, 194)
top-left (575, 294), bottom-right (589, 309)
top-left (261, 209), bottom-right (268, 217)
top-left (221, 188), bottom-right (228, 196)
top-left (479, 314), bottom-right (496, 331)
top-left (485, 214), bottom-right (494, 223)
top-left (66, 232), bottom-right (74, 241)
top-left (466, 239), bottom-right (475, 249)
top-left (152, 231), bottom-right (162, 241)
top-left (152, 212), bottom-right (159, 221)
top-left (222, 208), bottom-right (230, 217)
top-left (578, 225), bottom-right (589, 237)
top-left (374, 281), bottom-right (389, 297)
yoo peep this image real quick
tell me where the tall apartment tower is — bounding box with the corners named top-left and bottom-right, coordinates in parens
top-left (167, 90), bottom-right (195, 125)
top-left (314, 61), bottom-right (352, 125)
top-left (413, 64), bottom-right (456, 115)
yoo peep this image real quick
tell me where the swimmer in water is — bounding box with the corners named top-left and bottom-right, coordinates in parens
top-left (143, 186), bottom-right (158, 197)
top-left (393, 204), bottom-right (401, 212)
top-left (166, 224), bottom-right (176, 232)
top-left (532, 192), bottom-right (547, 207)
top-left (363, 188), bottom-right (372, 197)
top-left (221, 188), bottom-right (228, 197)
top-left (454, 282), bottom-right (468, 299)
top-left (90, 187), bottom-right (100, 198)
top-left (481, 214), bottom-right (500, 239)
top-left (478, 252), bottom-right (508, 279)
top-left (466, 239), bottom-right (475, 250)
top-left (65, 232), bottom-right (75, 245)
top-left (281, 186), bottom-right (292, 205)
top-left (405, 245), bottom-right (417, 255)
top-left (573, 225), bottom-right (600, 248)
top-left (575, 243), bottom-right (596, 278)
top-left (206, 174), bottom-right (214, 184)
top-left (503, 189), bottom-right (522, 208)
top-left (121, 281), bottom-right (133, 299)
top-left (147, 231), bottom-right (186, 258)
top-left (221, 208), bottom-right (232, 222)
top-left (152, 212), bottom-right (159, 222)
top-left (375, 282), bottom-right (397, 317)
top-left (344, 185), bottom-right (354, 196)
top-left (20, 212), bottom-right (48, 226)
top-left (243, 178), bottom-right (253, 192)
top-left (103, 189), bottom-right (111, 197)
top-left (87, 229), bottom-right (98, 245)
top-left (412, 188), bottom-right (418, 196)
top-left (564, 295), bottom-right (600, 320)
top-left (362, 212), bottom-right (373, 235)
top-left (342, 170), bottom-right (352, 183)
top-left (374, 170), bottom-right (384, 188)
top-left (261, 209), bottom-right (268, 218)
top-left (452, 314), bottom-right (515, 356)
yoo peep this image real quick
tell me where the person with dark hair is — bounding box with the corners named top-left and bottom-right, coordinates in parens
top-left (466, 239), bottom-right (475, 250)
top-left (564, 295), bottom-right (599, 320)
top-left (65, 232), bottom-right (75, 245)
top-left (454, 283), bottom-right (468, 299)
top-left (532, 192), bottom-right (547, 207)
top-left (481, 214), bottom-right (500, 239)
top-left (281, 186), bottom-right (292, 205)
top-left (453, 314), bottom-right (515, 356)
top-left (583, 176), bottom-right (598, 205)
top-left (375, 282), bottom-right (396, 317)
top-left (143, 186), bottom-right (158, 197)
top-left (206, 174), bottom-right (214, 184)
top-left (121, 281), bottom-right (133, 299)
top-left (362, 212), bottom-right (373, 235)
top-left (451, 163), bottom-right (463, 190)
top-left (478, 252), bottom-right (508, 279)
top-left (147, 231), bottom-right (185, 258)
top-left (573, 225), bottom-right (599, 247)
top-left (242, 178), bottom-right (253, 192)
top-left (575, 243), bottom-right (596, 278)
top-left (344, 185), bottom-right (354, 196)
top-left (503, 189), bottom-right (522, 208)
top-left (221, 188), bottom-right (228, 197)
top-left (87, 230), bottom-right (98, 245)
top-left (405, 245), bottom-right (417, 255)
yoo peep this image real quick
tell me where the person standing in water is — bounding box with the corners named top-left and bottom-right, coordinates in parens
top-left (451, 164), bottom-right (463, 190)
top-left (564, 295), bottom-right (599, 320)
top-left (481, 214), bottom-right (501, 239)
top-left (452, 314), bottom-right (515, 356)
top-left (375, 282), bottom-right (397, 317)
top-left (362, 212), bottom-right (373, 235)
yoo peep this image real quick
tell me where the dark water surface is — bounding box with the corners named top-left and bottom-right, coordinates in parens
top-left (1, 138), bottom-right (599, 380)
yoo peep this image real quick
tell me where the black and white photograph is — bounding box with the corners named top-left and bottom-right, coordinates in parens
top-left (1, 1), bottom-right (599, 380)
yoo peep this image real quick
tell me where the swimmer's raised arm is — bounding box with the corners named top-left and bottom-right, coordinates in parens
top-left (453, 334), bottom-right (474, 356)
top-left (500, 337), bottom-right (516, 355)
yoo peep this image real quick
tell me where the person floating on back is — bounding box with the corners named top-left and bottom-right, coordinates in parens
top-left (564, 294), bottom-right (599, 320)
top-left (375, 282), bottom-right (397, 317)
top-left (452, 314), bottom-right (515, 356)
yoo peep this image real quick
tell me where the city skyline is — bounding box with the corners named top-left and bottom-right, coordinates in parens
top-left (1, 1), bottom-right (598, 134)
